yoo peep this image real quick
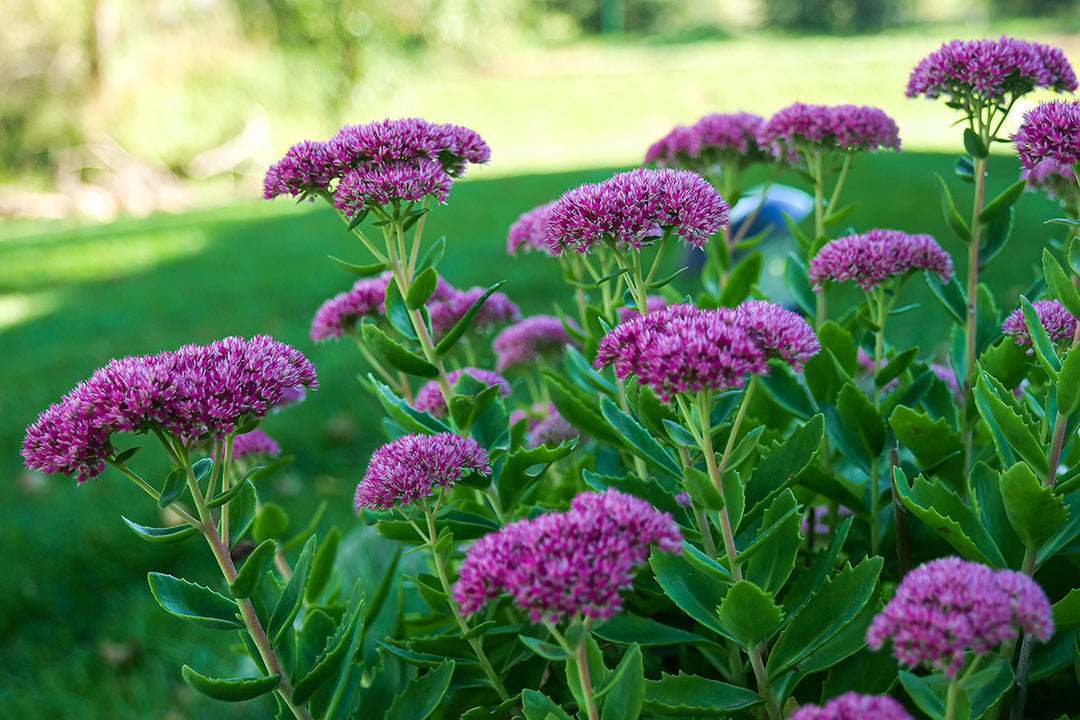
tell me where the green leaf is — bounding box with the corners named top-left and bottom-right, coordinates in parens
top-left (716, 580), bottom-right (782, 648)
top-left (964, 127), bottom-right (988, 159)
top-left (520, 635), bottom-right (571, 660)
top-left (383, 275), bottom-right (417, 340)
top-left (648, 265), bottom-right (687, 290)
top-left (889, 405), bottom-right (965, 495)
top-left (1021, 295), bottom-right (1062, 377)
top-left (600, 396), bottom-right (681, 481)
top-left (594, 613), bottom-right (718, 648)
top-left (766, 556), bottom-right (883, 676)
top-left (937, 175), bottom-right (972, 243)
top-left (1036, 490), bottom-right (1080, 568)
top-left (543, 370), bottom-right (624, 448)
top-left (121, 516), bottom-right (199, 544)
top-left (1059, 348), bottom-right (1080, 417)
top-left (416, 236), bottom-right (446, 273)
top-left (598, 644), bottom-right (643, 720)
top-left (955, 155), bottom-right (975, 182)
top-left (1000, 462), bottom-right (1067, 551)
top-left (181, 665), bottom-right (280, 702)
top-left (253, 502), bottom-right (289, 542)
top-left (927, 273), bottom-right (967, 324)
top-left (785, 253), bottom-right (817, 316)
top-left (974, 369), bottom-right (1048, 478)
top-left (642, 672), bottom-right (763, 716)
top-left (159, 466), bottom-right (187, 508)
top-left (899, 671), bottom-right (946, 720)
top-left (837, 383), bottom-right (885, 457)
top-left (522, 689), bottom-right (574, 720)
top-left (966, 657), bottom-right (1015, 719)
top-left (434, 281), bottom-right (505, 356)
top-left (823, 201), bottom-right (858, 227)
top-left (268, 535), bottom-right (316, 645)
top-left (226, 480), bottom-right (257, 547)
top-left (744, 414), bottom-right (823, 516)
top-left (147, 572), bottom-right (241, 630)
top-left (875, 347), bottom-right (919, 388)
top-left (651, 546), bottom-right (735, 641)
top-left (719, 251), bottom-right (762, 307)
top-left (328, 255), bottom-right (387, 277)
top-left (368, 375), bottom-right (451, 435)
top-left (385, 659), bottom-right (455, 720)
top-left (1052, 588), bottom-right (1080, 632)
top-left (894, 468), bottom-right (1007, 567)
top-left (745, 489), bottom-right (802, 594)
top-left (305, 526), bottom-right (340, 603)
top-left (401, 206), bottom-right (429, 232)
top-left (113, 445), bottom-right (141, 464)
top-left (361, 323), bottom-right (438, 378)
top-left (979, 178), bottom-right (1027, 223)
top-left (782, 516), bottom-right (853, 613)
top-left (1068, 233), bottom-right (1080, 275)
top-left (405, 267), bottom-right (440, 310)
top-left (1044, 247), bottom-right (1080, 321)
top-left (229, 539), bottom-right (277, 599)
top-left (822, 645), bottom-right (901, 698)
top-left (683, 466), bottom-right (725, 512)
top-left (759, 361), bottom-right (817, 420)
top-left (292, 593), bottom-right (365, 706)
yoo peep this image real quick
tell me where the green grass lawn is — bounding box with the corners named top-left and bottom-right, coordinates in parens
top-left (0, 151), bottom-right (1063, 715)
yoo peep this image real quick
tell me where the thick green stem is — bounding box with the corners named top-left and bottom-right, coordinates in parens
top-left (677, 445), bottom-right (719, 559)
top-left (748, 640), bottom-right (783, 720)
top-left (547, 622), bottom-right (599, 720)
top-left (963, 153), bottom-right (989, 474)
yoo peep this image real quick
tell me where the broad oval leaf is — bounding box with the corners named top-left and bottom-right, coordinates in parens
top-left (181, 665), bottom-right (281, 702)
top-left (361, 323), bottom-right (438, 378)
top-left (1000, 462), bottom-right (1067, 552)
top-left (229, 538), bottom-right (277, 599)
top-left (147, 572), bottom-right (241, 630)
top-left (642, 672), bottom-right (762, 716)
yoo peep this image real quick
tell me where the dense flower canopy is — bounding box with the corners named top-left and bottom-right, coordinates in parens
top-left (414, 368), bottom-right (512, 417)
top-left (353, 432), bottom-right (490, 510)
top-left (866, 557), bottom-right (1053, 676)
top-left (789, 692), bottom-right (914, 720)
top-left (263, 117), bottom-right (490, 213)
top-left (507, 200), bottom-right (558, 256)
top-left (1003, 299), bottom-right (1079, 347)
top-left (22, 336), bottom-right (318, 482)
top-left (760, 103), bottom-right (901, 164)
top-left (493, 315), bottom-right (577, 372)
top-left (545, 168), bottom-right (729, 256)
top-left (907, 36), bottom-right (1077, 109)
top-left (454, 488), bottom-right (682, 622)
top-left (809, 228), bottom-right (953, 292)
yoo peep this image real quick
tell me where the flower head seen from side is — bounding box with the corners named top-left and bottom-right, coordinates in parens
top-left (353, 433), bottom-right (490, 511)
top-left (508, 201), bottom-right (559, 256)
top-left (734, 300), bottom-right (820, 372)
top-left (230, 428), bottom-right (281, 459)
top-left (493, 315), bottom-right (578, 372)
top-left (22, 337), bottom-right (318, 483)
top-left (809, 228), bottom-right (953, 293)
top-left (1012, 100), bottom-right (1080, 203)
top-left (310, 273), bottom-right (391, 341)
top-left (453, 488), bottom-right (682, 623)
top-left (645, 112), bottom-right (773, 176)
top-left (866, 556), bottom-right (1053, 677)
top-left (1002, 299), bottom-right (1078, 348)
top-left (428, 286), bottom-right (521, 341)
top-left (414, 368), bottom-right (512, 417)
top-left (761, 103), bottom-right (900, 165)
top-left (789, 692), bottom-right (914, 720)
top-left (545, 168), bottom-right (729, 256)
top-left (594, 304), bottom-right (767, 402)
top-left (907, 36), bottom-right (1077, 111)
top-left (264, 117), bottom-right (490, 214)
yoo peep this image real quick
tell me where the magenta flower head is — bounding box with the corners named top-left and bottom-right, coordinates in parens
top-left (354, 432), bottom-right (490, 511)
top-left (594, 304), bottom-right (768, 402)
top-left (429, 286), bottom-right (521, 341)
top-left (545, 168), bottom-right (729, 256)
top-left (866, 557), bottom-right (1053, 677)
top-left (645, 112), bottom-right (773, 173)
top-left (453, 488), bottom-right (682, 623)
top-left (907, 36), bottom-right (1077, 111)
top-left (493, 315), bottom-right (578, 372)
top-left (230, 429), bottom-right (281, 459)
top-left (22, 337), bottom-right (318, 482)
top-left (761, 103), bottom-right (900, 164)
top-left (1003, 299), bottom-right (1078, 348)
top-left (511, 404), bottom-right (582, 448)
top-left (264, 118), bottom-right (489, 214)
top-left (508, 201), bottom-right (558, 256)
top-left (734, 300), bottom-right (820, 372)
top-left (1012, 100), bottom-right (1080, 201)
top-left (809, 228), bottom-right (953, 293)
top-left (414, 368), bottom-right (512, 417)
top-left (310, 272), bottom-right (391, 341)
top-left (789, 692), bottom-right (914, 720)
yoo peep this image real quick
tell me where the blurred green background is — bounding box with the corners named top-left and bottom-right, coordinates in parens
top-left (1, 0), bottom-right (1078, 716)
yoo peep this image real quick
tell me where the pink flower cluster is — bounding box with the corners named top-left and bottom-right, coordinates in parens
top-left (428, 286), bottom-right (521, 341)
top-left (507, 201), bottom-right (558, 256)
top-left (760, 103), bottom-right (900, 164)
top-left (353, 432), bottom-right (490, 510)
top-left (310, 272), bottom-right (392, 341)
top-left (809, 228), bottom-right (953, 293)
top-left (22, 336), bottom-right (318, 482)
top-left (1012, 100), bottom-right (1080, 201)
top-left (644, 112), bottom-right (772, 169)
top-left (789, 692), bottom-right (913, 720)
top-left (454, 488), bottom-right (682, 623)
top-left (1003, 299), bottom-right (1078, 348)
top-left (510, 404), bottom-right (581, 448)
top-left (414, 368), bottom-right (512, 417)
top-left (545, 168), bottom-right (729, 256)
top-left (866, 557), bottom-right (1054, 677)
top-left (493, 315), bottom-right (577, 372)
top-left (594, 302), bottom-right (818, 402)
top-left (263, 118), bottom-right (490, 215)
top-left (231, 428), bottom-right (281, 459)
top-left (907, 36), bottom-right (1077, 108)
